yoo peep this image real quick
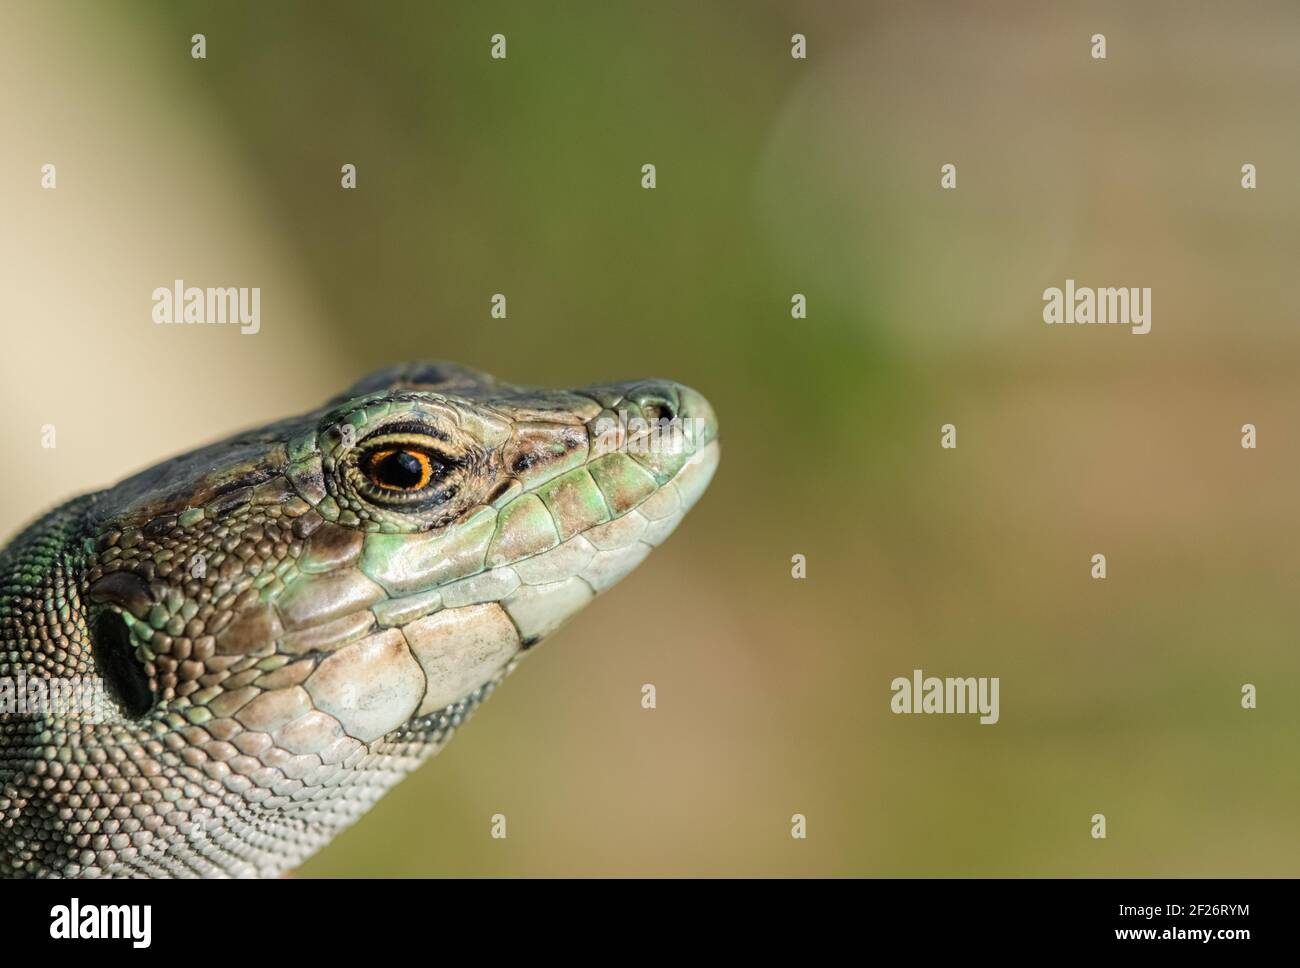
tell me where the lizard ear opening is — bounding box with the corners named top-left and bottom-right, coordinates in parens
top-left (92, 610), bottom-right (155, 719)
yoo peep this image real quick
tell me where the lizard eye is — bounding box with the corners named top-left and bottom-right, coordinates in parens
top-left (327, 409), bottom-right (495, 530)
top-left (363, 447), bottom-right (438, 491)
top-left (346, 424), bottom-right (466, 511)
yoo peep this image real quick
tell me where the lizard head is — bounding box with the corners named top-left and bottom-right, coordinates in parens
top-left (3, 363), bottom-right (717, 877)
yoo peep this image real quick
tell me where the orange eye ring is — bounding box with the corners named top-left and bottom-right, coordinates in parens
top-left (363, 447), bottom-right (435, 491)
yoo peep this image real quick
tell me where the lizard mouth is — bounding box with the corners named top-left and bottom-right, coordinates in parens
top-left (379, 436), bottom-right (721, 744)
top-left (379, 439), bottom-right (728, 738)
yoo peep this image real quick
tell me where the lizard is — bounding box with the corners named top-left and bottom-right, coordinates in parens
top-left (0, 362), bottom-right (719, 877)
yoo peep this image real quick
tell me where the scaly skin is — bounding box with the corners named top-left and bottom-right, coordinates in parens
top-left (0, 362), bottom-right (718, 878)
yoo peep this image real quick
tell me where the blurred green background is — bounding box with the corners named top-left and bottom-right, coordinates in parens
top-left (2, 0), bottom-right (1298, 875)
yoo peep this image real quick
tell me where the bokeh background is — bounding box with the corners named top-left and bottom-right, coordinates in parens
top-left (3, 0), bottom-right (1298, 875)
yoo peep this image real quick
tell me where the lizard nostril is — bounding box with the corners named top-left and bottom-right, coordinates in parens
top-left (640, 399), bottom-right (675, 424)
top-left (92, 610), bottom-right (155, 719)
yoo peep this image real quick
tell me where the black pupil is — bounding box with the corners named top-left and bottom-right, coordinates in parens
top-left (377, 450), bottom-right (426, 488)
